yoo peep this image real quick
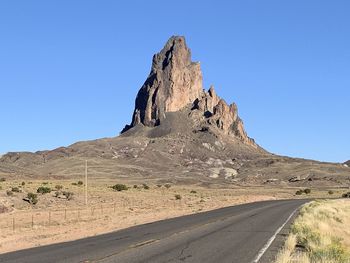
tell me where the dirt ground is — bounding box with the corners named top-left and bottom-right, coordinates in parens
top-left (0, 178), bottom-right (346, 254)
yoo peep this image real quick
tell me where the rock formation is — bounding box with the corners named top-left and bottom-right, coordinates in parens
top-left (123, 36), bottom-right (257, 148)
top-left (124, 36), bottom-right (203, 129)
top-left (1, 35), bottom-right (349, 187)
top-left (192, 86), bottom-right (255, 146)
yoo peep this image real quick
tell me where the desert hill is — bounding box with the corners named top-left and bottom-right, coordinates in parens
top-left (0, 36), bottom-right (349, 187)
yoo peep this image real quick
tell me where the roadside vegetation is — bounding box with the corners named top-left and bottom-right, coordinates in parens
top-left (37, 186), bottom-right (52, 194)
top-left (111, 184), bottom-right (128, 191)
top-left (295, 188), bottom-right (311, 195)
top-left (175, 194), bottom-right (182, 200)
top-left (275, 199), bottom-right (350, 263)
top-left (27, 193), bottom-right (38, 205)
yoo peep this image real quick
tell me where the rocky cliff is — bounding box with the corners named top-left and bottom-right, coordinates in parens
top-left (123, 36), bottom-right (202, 129)
top-left (123, 36), bottom-right (257, 148)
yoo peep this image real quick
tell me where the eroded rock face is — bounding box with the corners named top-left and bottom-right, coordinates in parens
top-left (124, 36), bottom-right (203, 129)
top-left (193, 86), bottom-right (257, 147)
top-left (123, 36), bottom-right (257, 148)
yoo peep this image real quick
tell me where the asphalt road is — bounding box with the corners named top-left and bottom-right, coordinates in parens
top-left (0, 199), bottom-right (308, 263)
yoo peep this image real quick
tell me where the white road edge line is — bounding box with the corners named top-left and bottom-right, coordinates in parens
top-left (251, 207), bottom-right (299, 263)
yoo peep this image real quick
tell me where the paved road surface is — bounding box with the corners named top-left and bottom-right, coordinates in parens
top-left (0, 199), bottom-right (308, 263)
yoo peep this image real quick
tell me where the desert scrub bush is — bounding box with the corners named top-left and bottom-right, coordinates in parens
top-left (291, 224), bottom-right (321, 249)
top-left (55, 185), bottom-right (63, 190)
top-left (342, 192), bottom-right (350, 198)
top-left (142, 184), bottom-right (150, 190)
top-left (6, 190), bottom-right (13, 196)
top-left (304, 188), bottom-right (311, 194)
top-left (112, 184), bottom-right (128, 191)
top-left (0, 178), bottom-right (6, 182)
top-left (275, 200), bottom-right (350, 263)
top-left (190, 190), bottom-right (197, 194)
top-left (62, 191), bottom-right (74, 200)
top-left (328, 190), bottom-right (334, 195)
top-left (77, 180), bottom-right (83, 186)
top-left (0, 204), bottom-right (8, 213)
top-left (11, 187), bottom-right (21, 193)
top-left (175, 194), bottom-right (182, 200)
top-left (21, 181), bottom-right (25, 186)
top-left (37, 186), bottom-right (52, 194)
top-left (164, 184), bottom-right (171, 189)
top-left (295, 190), bottom-right (303, 195)
top-left (42, 182), bottom-right (49, 185)
top-left (295, 189), bottom-right (311, 195)
top-left (71, 182), bottom-right (78, 186)
top-left (133, 184), bottom-right (138, 189)
top-left (27, 192), bottom-right (38, 205)
top-left (156, 184), bottom-right (162, 188)
top-left (311, 242), bottom-right (349, 262)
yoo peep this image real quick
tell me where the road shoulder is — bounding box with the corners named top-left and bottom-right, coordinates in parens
top-left (258, 205), bottom-right (303, 263)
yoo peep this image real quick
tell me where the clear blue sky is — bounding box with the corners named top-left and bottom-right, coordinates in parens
top-left (0, 1), bottom-right (349, 163)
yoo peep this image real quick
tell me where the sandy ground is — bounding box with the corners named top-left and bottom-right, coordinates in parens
top-left (0, 179), bottom-right (345, 254)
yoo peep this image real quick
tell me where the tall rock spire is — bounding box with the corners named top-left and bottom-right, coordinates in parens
top-left (125, 36), bottom-right (203, 129)
top-left (122, 36), bottom-right (257, 149)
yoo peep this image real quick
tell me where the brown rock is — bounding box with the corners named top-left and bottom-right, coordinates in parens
top-left (193, 86), bottom-right (256, 147)
top-left (289, 176), bottom-right (302, 182)
top-left (123, 36), bottom-right (203, 130)
top-left (122, 36), bottom-right (257, 148)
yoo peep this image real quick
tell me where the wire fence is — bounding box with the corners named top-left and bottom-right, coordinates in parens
top-left (0, 197), bottom-right (187, 232)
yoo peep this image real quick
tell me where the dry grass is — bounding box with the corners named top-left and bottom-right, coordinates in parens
top-left (275, 199), bottom-right (350, 263)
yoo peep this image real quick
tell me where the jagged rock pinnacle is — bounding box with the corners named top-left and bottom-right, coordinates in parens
top-left (122, 36), bottom-right (257, 148)
top-left (125, 36), bottom-right (203, 129)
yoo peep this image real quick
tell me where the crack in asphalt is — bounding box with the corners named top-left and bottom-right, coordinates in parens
top-left (164, 242), bottom-right (192, 263)
top-left (178, 242), bottom-right (192, 262)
